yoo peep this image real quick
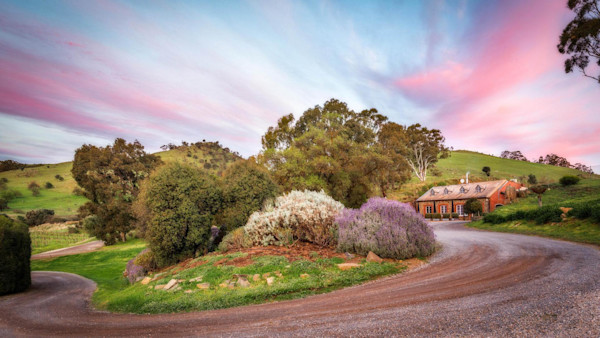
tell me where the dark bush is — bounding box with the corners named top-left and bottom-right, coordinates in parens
top-left (483, 213), bottom-right (506, 224)
top-left (0, 178), bottom-right (8, 183)
top-left (567, 201), bottom-right (595, 219)
top-left (483, 206), bottom-right (562, 225)
top-left (72, 187), bottom-right (84, 196)
top-left (0, 198), bottom-right (7, 211)
top-left (133, 248), bottom-right (157, 273)
top-left (0, 215), bottom-right (31, 295)
top-left (28, 181), bottom-right (40, 196)
top-left (465, 198), bottom-right (483, 215)
top-left (54, 174), bottom-right (64, 181)
top-left (527, 174), bottom-right (537, 185)
top-left (424, 213), bottom-right (434, 219)
top-left (559, 175), bottom-right (580, 186)
top-left (143, 163), bottom-right (223, 267)
top-left (0, 189), bottom-right (21, 202)
top-left (25, 209), bottom-right (55, 226)
top-left (451, 213), bottom-right (459, 218)
top-left (432, 213), bottom-right (442, 219)
top-left (45, 182), bottom-right (54, 189)
top-left (67, 226), bottom-right (80, 234)
top-left (442, 213), bottom-right (451, 219)
top-left (337, 198), bottom-right (436, 259)
top-left (218, 160), bottom-right (280, 232)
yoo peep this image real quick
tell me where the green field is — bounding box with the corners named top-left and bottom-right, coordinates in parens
top-left (29, 223), bottom-right (94, 255)
top-left (31, 240), bottom-right (406, 314)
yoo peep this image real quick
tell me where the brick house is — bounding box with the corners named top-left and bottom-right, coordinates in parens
top-left (415, 180), bottom-right (522, 216)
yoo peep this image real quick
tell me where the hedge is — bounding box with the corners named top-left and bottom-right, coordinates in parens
top-left (0, 215), bottom-right (31, 295)
top-left (483, 206), bottom-right (564, 225)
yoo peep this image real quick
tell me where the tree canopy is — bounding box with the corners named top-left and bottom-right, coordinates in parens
top-left (557, 0), bottom-right (600, 84)
top-left (72, 138), bottom-right (162, 244)
top-left (259, 99), bottom-right (410, 207)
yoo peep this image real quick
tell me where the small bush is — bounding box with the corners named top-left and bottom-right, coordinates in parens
top-left (133, 248), bottom-right (158, 272)
top-left (0, 178), bottom-right (8, 183)
top-left (465, 198), bottom-right (483, 215)
top-left (432, 213), bottom-right (441, 219)
top-left (559, 175), bottom-right (580, 186)
top-left (0, 215), bottom-right (31, 295)
top-left (72, 187), bottom-right (84, 196)
top-left (337, 198), bottom-right (435, 259)
top-left (25, 209), bottom-right (55, 226)
top-left (54, 174), bottom-right (64, 181)
top-left (28, 181), bottom-right (40, 196)
top-left (527, 174), bottom-right (537, 185)
top-left (442, 213), bottom-right (451, 219)
top-left (67, 226), bottom-right (80, 234)
top-left (484, 206), bottom-right (563, 225)
top-left (424, 213), bottom-right (434, 219)
top-left (0, 189), bottom-right (22, 201)
top-left (218, 227), bottom-right (251, 252)
top-left (244, 190), bottom-right (344, 247)
top-left (45, 182), bottom-right (54, 189)
top-left (0, 198), bottom-right (7, 211)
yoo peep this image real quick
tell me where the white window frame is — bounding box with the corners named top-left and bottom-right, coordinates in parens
top-left (440, 205), bottom-right (447, 214)
top-left (456, 204), bottom-right (464, 216)
top-left (426, 206), bottom-right (432, 214)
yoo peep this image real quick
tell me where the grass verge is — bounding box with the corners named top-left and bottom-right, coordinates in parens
top-left (31, 240), bottom-right (409, 314)
top-left (468, 218), bottom-right (600, 246)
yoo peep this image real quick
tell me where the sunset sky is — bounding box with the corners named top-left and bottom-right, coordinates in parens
top-left (1, 0), bottom-right (599, 170)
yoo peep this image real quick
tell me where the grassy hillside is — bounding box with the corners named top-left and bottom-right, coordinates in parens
top-left (0, 142), bottom-right (242, 217)
top-left (468, 178), bottom-right (600, 245)
top-left (389, 150), bottom-right (595, 201)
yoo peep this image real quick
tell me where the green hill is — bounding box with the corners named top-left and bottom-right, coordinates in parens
top-left (390, 150), bottom-right (596, 201)
top-left (0, 142), bottom-right (242, 217)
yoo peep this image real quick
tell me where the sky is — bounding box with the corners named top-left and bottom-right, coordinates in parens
top-left (0, 0), bottom-right (599, 170)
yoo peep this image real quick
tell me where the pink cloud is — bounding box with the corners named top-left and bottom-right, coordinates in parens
top-left (394, 0), bottom-right (600, 164)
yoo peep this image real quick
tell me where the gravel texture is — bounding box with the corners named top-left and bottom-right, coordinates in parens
top-left (0, 221), bottom-right (598, 337)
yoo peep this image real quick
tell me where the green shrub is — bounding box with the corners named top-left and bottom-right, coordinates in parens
top-left (219, 160), bottom-right (280, 232)
top-left (143, 163), bottom-right (223, 267)
top-left (218, 227), bottom-right (251, 252)
top-left (424, 213), bottom-right (434, 219)
top-left (451, 213), bottom-right (459, 218)
top-left (484, 206), bottom-right (562, 225)
top-left (0, 215), bottom-right (31, 295)
top-left (67, 226), bottom-right (80, 234)
top-left (465, 198), bottom-right (483, 215)
top-left (133, 248), bottom-right (158, 272)
top-left (0, 189), bottom-right (21, 201)
top-left (559, 175), bottom-right (580, 186)
top-left (0, 198), bottom-right (7, 211)
top-left (72, 187), bottom-right (84, 196)
top-left (432, 213), bottom-right (441, 219)
top-left (25, 209), bottom-right (55, 226)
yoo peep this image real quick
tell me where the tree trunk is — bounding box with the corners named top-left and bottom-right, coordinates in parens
top-left (537, 194), bottom-right (543, 207)
top-left (120, 232), bottom-right (126, 242)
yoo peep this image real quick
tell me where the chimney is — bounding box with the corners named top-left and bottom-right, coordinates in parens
top-left (466, 171), bottom-right (470, 184)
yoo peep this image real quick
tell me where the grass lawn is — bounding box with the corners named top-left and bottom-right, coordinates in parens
top-left (469, 218), bottom-right (600, 246)
top-left (31, 240), bottom-right (409, 314)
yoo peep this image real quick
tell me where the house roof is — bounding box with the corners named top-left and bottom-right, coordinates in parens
top-left (416, 180), bottom-right (509, 202)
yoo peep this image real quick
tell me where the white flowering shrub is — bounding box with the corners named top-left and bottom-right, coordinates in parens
top-left (244, 190), bottom-right (345, 247)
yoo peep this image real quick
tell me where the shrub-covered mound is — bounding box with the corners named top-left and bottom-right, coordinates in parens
top-left (337, 198), bottom-right (435, 259)
top-left (244, 190), bottom-right (344, 247)
top-left (0, 215), bottom-right (31, 295)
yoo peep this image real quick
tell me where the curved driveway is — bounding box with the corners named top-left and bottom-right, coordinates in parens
top-left (1, 222), bottom-right (599, 336)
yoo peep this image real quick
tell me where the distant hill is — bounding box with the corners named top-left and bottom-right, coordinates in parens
top-left (0, 141), bottom-right (243, 217)
top-left (389, 150), bottom-right (597, 202)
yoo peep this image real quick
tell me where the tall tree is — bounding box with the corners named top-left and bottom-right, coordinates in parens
top-left (557, 0), bottom-right (600, 84)
top-left (260, 99), bottom-right (401, 207)
top-left (376, 123), bottom-right (412, 197)
top-left (399, 124), bottom-right (449, 182)
top-left (72, 138), bottom-right (161, 244)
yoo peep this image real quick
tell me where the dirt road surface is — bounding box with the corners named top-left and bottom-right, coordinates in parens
top-left (1, 222), bottom-right (599, 336)
top-left (31, 240), bottom-right (104, 260)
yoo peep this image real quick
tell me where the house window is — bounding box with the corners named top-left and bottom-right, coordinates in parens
top-left (475, 185), bottom-right (483, 193)
top-left (430, 189), bottom-right (436, 196)
top-left (456, 204), bottom-right (464, 215)
top-left (460, 186), bottom-right (466, 193)
top-left (444, 188), bottom-right (449, 194)
top-left (440, 205), bottom-right (447, 213)
top-left (426, 206), bottom-right (432, 214)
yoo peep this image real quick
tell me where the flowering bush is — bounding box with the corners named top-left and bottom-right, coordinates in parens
top-left (337, 197), bottom-right (435, 259)
top-left (244, 190), bottom-right (344, 247)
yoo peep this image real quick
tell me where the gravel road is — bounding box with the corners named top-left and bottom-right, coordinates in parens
top-left (1, 221), bottom-right (598, 337)
top-left (31, 240), bottom-right (104, 260)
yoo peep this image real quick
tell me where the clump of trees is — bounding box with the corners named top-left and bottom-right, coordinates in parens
top-left (464, 198), bottom-right (483, 216)
top-left (72, 138), bottom-right (162, 244)
top-left (27, 181), bottom-right (40, 196)
top-left (500, 150), bottom-right (528, 161)
top-left (260, 99), bottom-right (447, 207)
top-left (482, 166), bottom-right (491, 177)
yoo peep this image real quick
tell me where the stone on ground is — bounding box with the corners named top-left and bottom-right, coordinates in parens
top-left (196, 283), bottom-right (210, 289)
top-left (163, 279), bottom-right (178, 290)
top-left (189, 276), bottom-right (203, 282)
top-left (237, 277), bottom-right (250, 288)
top-left (252, 274), bottom-right (260, 281)
top-left (367, 251), bottom-right (383, 263)
top-left (140, 277), bottom-right (152, 285)
top-left (337, 263), bottom-right (362, 270)
top-left (266, 277), bottom-right (275, 286)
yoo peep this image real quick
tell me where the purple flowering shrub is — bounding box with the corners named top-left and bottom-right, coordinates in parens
top-left (336, 197), bottom-right (435, 259)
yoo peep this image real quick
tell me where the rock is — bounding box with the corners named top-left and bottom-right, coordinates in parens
top-left (344, 252), bottom-right (355, 259)
top-left (184, 290), bottom-right (193, 294)
top-left (262, 273), bottom-right (271, 279)
top-left (177, 279), bottom-right (186, 283)
top-left (219, 282), bottom-right (228, 288)
top-left (274, 271), bottom-right (283, 278)
top-left (135, 276), bottom-right (145, 283)
top-left (189, 276), bottom-right (203, 282)
top-left (196, 283), bottom-right (210, 289)
top-left (163, 279), bottom-right (178, 290)
top-left (252, 274), bottom-right (260, 282)
top-left (560, 207), bottom-right (572, 218)
top-left (154, 284), bottom-right (165, 290)
top-left (300, 274), bottom-right (309, 279)
top-left (366, 251), bottom-right (383, 263)
top-left (237, 277), bottom-right (250, 288)
top-left (140, 277), bottom-right (152, 285)
top-left (266, 277), bottom-right (275, 286)
top-left (337, 263), bottom-right (362, 270)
